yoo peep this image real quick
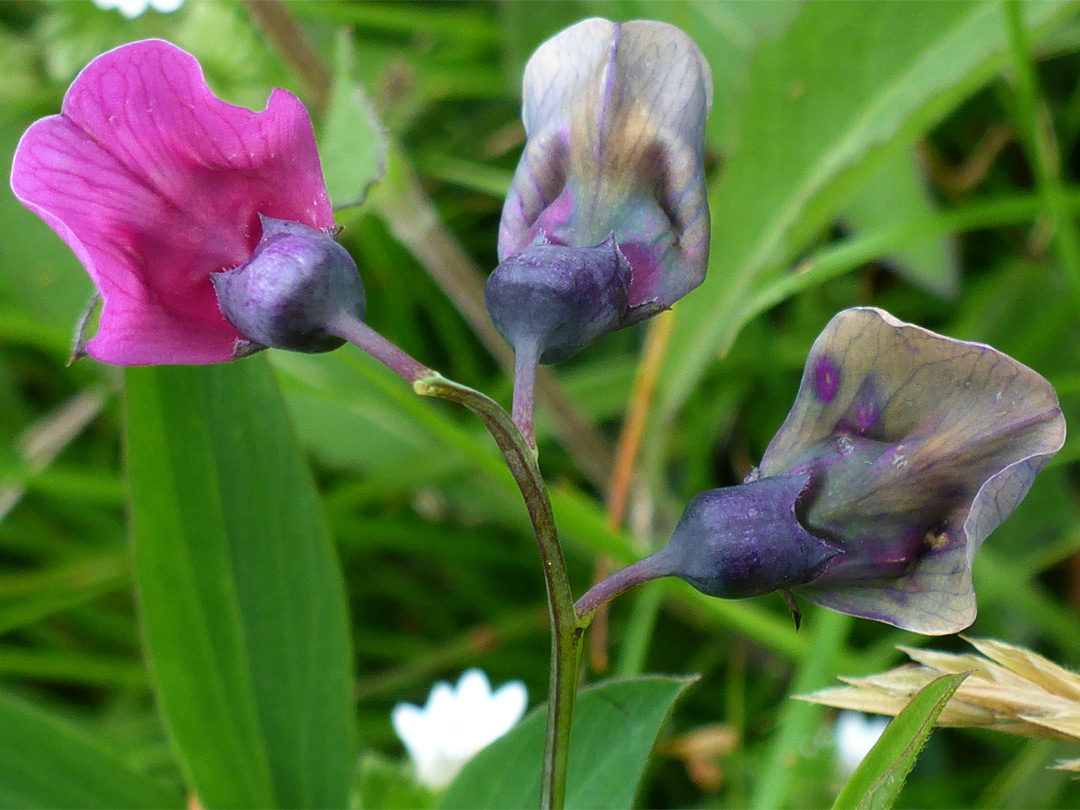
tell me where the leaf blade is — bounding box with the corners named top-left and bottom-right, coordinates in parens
top-left (320, 30), bottom-right (388, 208)
top-left (440, 674), bottom-right (696, 810)
top-left (126, 359), bottom-right (357, 808)
top-left (841, 150), bottom-right (959, 298)
top-left (0, 688), bottom-right (182, 810)
top-left (832, 672), bottom-right (970, 810)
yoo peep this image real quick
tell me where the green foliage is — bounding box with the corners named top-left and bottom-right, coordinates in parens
top-left (354, 752), bottom-right (437, 810)
top-left (0, 688), bottom-right (181, 808)
top-left (658, 0), bottom-right (1072, 419)
top-left (441, 676), bottom-right (695, 809)
top-left (322, 30), bottom-right (388, 209)
top-left (832, 673), bottom-right (970, 810)
top-left (842, 151), bottom-right (959, 298)
top-left (2, 2), bottom-right (1080, 809)
top-left (126, 360), bottom-right (356, 808)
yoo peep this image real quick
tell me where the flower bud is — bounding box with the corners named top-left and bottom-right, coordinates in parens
top-left (212, 215), bottom-right (365, 355)
top-left (484, 235), bottom-right (630, 364)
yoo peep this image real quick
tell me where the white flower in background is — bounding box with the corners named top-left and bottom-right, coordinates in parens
top-left (392, 668), bottom-right (528, 791)
top-left (91, 0), bottom-right (183, 19)
top-left (834, 711), bottom-right (889, 777)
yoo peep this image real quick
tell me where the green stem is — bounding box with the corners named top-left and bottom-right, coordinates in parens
top-left (413, 373), bottom-right (581, 808)
top-left (335, 315), bottom-right (581, 808)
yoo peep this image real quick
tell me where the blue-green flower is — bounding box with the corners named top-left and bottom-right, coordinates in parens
top-left (655, 308), bottom-right (1065, 634)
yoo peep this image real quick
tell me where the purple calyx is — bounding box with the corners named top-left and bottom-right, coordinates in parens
top-left (212, 215), bottom-right (365, 356)
top-left (654, 473), bottom-right (840, 599)
top-left (484, 234), bottom-right (631, 365)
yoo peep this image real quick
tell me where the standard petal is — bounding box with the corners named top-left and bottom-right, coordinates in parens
top-left (499, 18), bottom-right (711, 311)
top-left (760, 308), bottom-right (1065, 634)
top-left (10, 39), bottom-right (333, 365)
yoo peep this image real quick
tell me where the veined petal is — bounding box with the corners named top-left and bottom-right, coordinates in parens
top-left (760, 308), bottom-right (1065, 634)
top-left (498, 18), bottom-right (712, 312)
top-left (10, 39), bottom-right (332, 365)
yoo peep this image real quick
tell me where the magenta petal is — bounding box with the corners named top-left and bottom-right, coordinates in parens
top-left (10, 39), bottom-right (333, 365)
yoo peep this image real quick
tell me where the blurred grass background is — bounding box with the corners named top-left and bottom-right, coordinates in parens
top-left (2, 1), bottom-right (1080, 807)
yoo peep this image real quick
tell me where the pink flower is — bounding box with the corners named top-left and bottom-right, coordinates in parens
top-left (10, 39), bottom-right (333, 365)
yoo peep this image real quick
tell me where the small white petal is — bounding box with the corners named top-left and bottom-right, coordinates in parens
top-left (834, 711), bottom-right (889, 776)
top-left (390, 703), bottom-right (430, 754)
top-left (486, 681), bottom-right (529, 739)
top-left (116, 0), bottom-right (150, 18)
top-left (425, 682), bottom-right (456, 715)
top-left (456, 669), bottom-right (494, 715)
top-left (148, 0), bottom-right (183, 12)
top-left (391, 670), bottom-right (529, 792)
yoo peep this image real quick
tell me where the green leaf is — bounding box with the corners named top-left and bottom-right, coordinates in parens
top-left (354, 752), bottom-right (437, 810)
top-left (682, 0), bottom-right (802, 150)
top-left (842, 150), bottom-right (959, 298)
top-left (321, 29), bottom-right (388, 208)
top-left (0, 688), bottom-right (182, 809)
top-left (659, 0), bottom-right (1071, 421)
top-left (440, 675), bottom-right (696, 810)
top-left (125, 359), bottom-right (357, 809)
top-left (832, 672), bottom-right (970, 810)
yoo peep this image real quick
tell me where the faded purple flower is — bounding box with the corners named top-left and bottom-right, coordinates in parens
top-left (10, 39), bottom-right (336, 365)
top-left (486, 17), bottom-right (712, 366)
top-left (645, 308), bottom-right (1065, 634)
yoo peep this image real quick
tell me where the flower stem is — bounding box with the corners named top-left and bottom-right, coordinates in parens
top-left (335, 317), bottom-right (582, 809)
top-left (575, 550), bottom-right (674, 626)
top-left (329, 314), bottom-right (433, 384)
top-left (413, 373), bottom-right (580, 808)
top-left (512, 340), bottom-right (540, 449)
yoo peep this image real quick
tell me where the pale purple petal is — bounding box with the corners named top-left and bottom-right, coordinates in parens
top-left (10, 39), bottom-right (333, 365)
top-left (498, 18), bottom-right (712, 312)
